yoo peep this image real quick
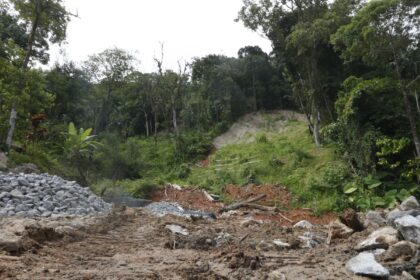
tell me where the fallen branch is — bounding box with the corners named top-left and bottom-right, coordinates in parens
top-left (243, 203), bottom-right (276, 212)
top-left (219, 194), bottom-right (266, 213)
top-left (202, 190), bottom-right (214, 202)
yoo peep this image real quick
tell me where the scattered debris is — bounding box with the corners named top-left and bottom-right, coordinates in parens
top-left (146, 202), bottom-right (216, 220)
top-left (220, 194), bottom-right (266, 213)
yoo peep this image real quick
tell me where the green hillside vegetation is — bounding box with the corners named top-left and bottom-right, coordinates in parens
top-left (91, 119), bottom-right (345, 214)
top-left (0, 0), bottom-right (418, 214)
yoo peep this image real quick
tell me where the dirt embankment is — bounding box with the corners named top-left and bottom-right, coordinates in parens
top-left (213, 110), bottom-right (306, 148)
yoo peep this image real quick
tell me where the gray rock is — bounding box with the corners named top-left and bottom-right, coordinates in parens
top-left (401, 271), bottom-right (416, 280)
top-left (355, 227), bottom-right (399, 251)
top-left (400, 196), bottom-right (420, 211)
top-left (383, 241), bottom-right (418, 261)
top-left (395, 216), bottom-right (420, 244)
top-left (386, 209), bottom-right (420, 227)
top-left (346, 252), bottom-right (389, 278)
top-left (10, 189), bottom-right (24, 199)
top-left (365, 211), bottom-right (387, 228)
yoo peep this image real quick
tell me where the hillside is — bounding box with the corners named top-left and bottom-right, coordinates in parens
top-left (176, 112), bottom-right (344, 213)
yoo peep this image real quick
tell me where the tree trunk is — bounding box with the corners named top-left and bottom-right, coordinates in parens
top-left (414, 90), bottom-right (420, 119)
top-left (312, 107), bottom-right (321, 147)
top-left (172, 107), bottom-right (178, 133)
top-left (6, 2), bottom-right (40, 149)
top-left (6, 109), bottom-right (17, 149)
top-left (402, 87), bottom-right (420, 157)
top-left (394, 55), bottom-right (420, 157)
top-left (144, 111), bottom-right (149, 137)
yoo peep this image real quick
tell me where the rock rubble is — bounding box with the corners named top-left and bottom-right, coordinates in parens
top-left (0, 172), bottom-right (111, 218)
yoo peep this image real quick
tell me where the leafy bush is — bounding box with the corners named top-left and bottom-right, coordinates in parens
top-left (256, 133), bottom-right (269, 143)
top-left (173, 131), bottom-right (213, 161)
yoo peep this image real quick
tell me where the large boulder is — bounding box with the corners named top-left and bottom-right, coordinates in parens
top-left (346, 252), bottom-right (390, 279)
top-left (355, 227), bottom-right (399, 251)
top-left (394, 215), bottom-right (420, 244)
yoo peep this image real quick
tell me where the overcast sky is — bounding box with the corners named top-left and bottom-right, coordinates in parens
top-left (50, 0), bottom-right (272, 73)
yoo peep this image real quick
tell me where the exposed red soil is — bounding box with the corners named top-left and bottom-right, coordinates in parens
top-left (223, 184), bottom-right (291, 207)
top-left (150, 184), bottom-right (335, 226)
top-left (252, 209), bottom-right (337, 226)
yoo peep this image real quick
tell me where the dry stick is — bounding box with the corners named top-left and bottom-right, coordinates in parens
top-left (277, 212), bottom-right (294, 223)
top-left (219, 194), bottom-right (266, 213)
top-left (239, 233), bottom-right (249, 243)
top-left (243, 203), bottom-right (276, 212)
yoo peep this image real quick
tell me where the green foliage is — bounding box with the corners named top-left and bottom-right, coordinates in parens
top-left (342, 175), bottom-right (416, 211)
top-left (8, 143), bottom-right (62, 174)
top-left (63, 122), bottom-right (99, 185)
top-left (92, 179), bottom-right (159, 200)
top-left (173, 132), bottom-right (213, 161)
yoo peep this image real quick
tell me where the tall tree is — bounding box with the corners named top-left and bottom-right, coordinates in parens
top-left (332, 0), bottom-right (420, 157)
top-left (83, 48), bottom-right (136, 133)
top-left (5, 0), bottom-right (70, 148)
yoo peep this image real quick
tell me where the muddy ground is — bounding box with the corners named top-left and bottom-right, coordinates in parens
top-left (0, 185), bottom-right (415, 279)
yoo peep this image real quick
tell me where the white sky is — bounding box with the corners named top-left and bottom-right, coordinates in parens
top-left (50, 0), bottom-right (272, 73)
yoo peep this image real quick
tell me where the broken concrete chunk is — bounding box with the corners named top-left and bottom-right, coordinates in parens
top-left (346, 252), bottom-right (390, 279)
top-left (165, 224), bottom-right (189, 236)
top-left (293, 220), bottom-right (313, 229)
top-left (355, 227), bottom-right (399, 251)
top-left (400, 196), bottom-right (420, 211)
top-left (272, 239), bottom-right (291, 248)
top-left (394, 215), bottom-right (420, 244)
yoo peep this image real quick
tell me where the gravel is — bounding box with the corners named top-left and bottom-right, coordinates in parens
top-left (0, 172), bottom-right (111, 218)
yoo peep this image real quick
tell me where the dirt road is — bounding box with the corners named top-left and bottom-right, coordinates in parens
top-left (0, 205), bottom-right (369, 280)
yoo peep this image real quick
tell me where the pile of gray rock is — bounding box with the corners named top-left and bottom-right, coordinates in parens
top-left (346, 196), bottom-right (420, 279)
top-left (0, 172), bottom-right (111, 218)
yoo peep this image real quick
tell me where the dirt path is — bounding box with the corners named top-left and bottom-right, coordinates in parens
top-left (0, 206), bottom-right (367, 280)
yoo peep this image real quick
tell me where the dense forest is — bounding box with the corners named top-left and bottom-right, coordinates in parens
top-left (0, 0), bottom-right (419, 213)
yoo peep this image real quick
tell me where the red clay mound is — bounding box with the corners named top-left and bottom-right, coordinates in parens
top-left (223, 184), bottom-right (291, 208)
